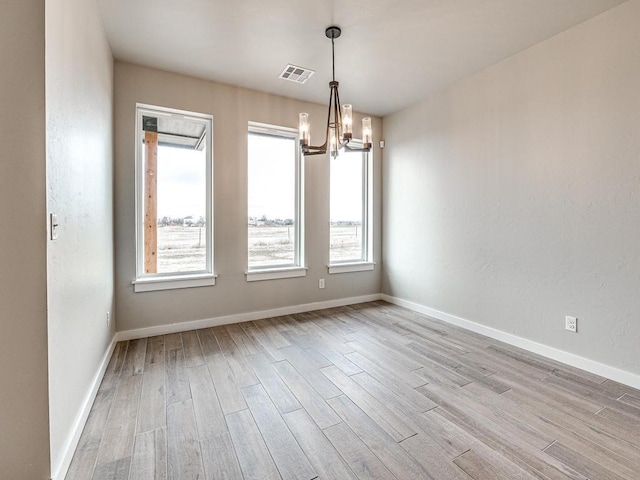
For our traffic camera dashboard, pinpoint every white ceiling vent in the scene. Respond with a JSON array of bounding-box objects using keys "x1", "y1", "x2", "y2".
[{"x1": 279, "y1": 64, "x2": 314, "y2": 84}]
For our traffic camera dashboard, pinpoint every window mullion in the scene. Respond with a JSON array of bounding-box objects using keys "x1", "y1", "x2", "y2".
[{"x1": 361, "y1": 152, "x2": 368, "y2": 262}]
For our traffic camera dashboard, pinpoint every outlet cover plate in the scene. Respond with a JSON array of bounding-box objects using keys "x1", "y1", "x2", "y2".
[{"x1": 565, "y1": 316, "x2": 577, "y2": 333}]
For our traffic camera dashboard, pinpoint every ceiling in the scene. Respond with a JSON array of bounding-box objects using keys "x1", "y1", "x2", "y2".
[{"x1": 97, "y1": 0, "x2": 626, "y2": 117}]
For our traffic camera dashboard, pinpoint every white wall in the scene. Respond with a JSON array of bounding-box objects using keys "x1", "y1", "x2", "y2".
[
  {"x1": 46, "y1": 0, "x2": 115, "y2": 476},
  {"x1": 0, "y1": 1, "x2": 51, "y2": 478},
  {"x1": 114, "y1": 63, "x2": 382, "y2": 332},
  {"x1": 383, "y1": 0, "x2": 640, "y2": 376}
]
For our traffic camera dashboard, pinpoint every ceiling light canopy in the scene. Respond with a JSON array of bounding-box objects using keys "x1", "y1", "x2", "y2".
[{"x1": 299, "y1": 26, "x2": 372, "y2": 158}]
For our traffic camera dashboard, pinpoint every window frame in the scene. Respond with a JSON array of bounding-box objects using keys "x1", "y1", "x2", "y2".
[
  {"x1": 132, "y1": 103, "x2": 215, "y2": 292},
  {"x1": 328, "y1": 141, "x2": 375, "y2": 274},
  {"x1": 246, "y1": 121, "x2": 306, "y2": 281}
]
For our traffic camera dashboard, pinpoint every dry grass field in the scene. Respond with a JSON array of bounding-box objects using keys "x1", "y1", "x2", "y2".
[
  {"x1": 156, "y1": 224, "x2": 363, "y2": 272},
  {"x1": 157, "y1": 226, "x2": 207, "y2": 273}
]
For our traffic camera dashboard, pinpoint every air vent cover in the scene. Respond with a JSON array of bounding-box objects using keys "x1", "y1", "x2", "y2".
[{"x1": 279, "y1": 64, "x2": 315, "y2": 84}]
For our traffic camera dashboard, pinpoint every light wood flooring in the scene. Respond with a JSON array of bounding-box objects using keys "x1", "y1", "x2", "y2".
[{"x1": 66, "y1": 301, "x2": 640, "y2": 479}]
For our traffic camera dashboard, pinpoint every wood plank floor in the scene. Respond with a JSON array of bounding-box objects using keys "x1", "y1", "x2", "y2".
[{"x1": 66, "y1": 301, "x2": 640, "y2": 480}]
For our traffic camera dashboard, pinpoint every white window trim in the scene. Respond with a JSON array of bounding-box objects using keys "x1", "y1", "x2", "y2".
[
  {"x1": 132, "y1": 273, "x2": 217, "y2": 292},
  {"x1": 329, "y1": 141, "x2": 373, "y2": 269},
  {"x1": 134, "y1": 104, "x2": 215, "y2": 291},
  {"x1": 245, "y1": 266, "x2": 307, "y2": 282},
  {"x1": 246, "y1": 122, "x2": 305, "y2": 278},
  {"x1": 328, "y1": 262, "x2": 376, "y2": 275}
]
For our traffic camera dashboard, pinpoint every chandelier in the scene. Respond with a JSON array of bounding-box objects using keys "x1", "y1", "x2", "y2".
[{"x1": 299, "y1": 26, "x2": 372, "y2": 158}]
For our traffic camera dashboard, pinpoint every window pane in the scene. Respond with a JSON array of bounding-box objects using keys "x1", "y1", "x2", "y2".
[
  {"x1": 154, "y1": 144, "x2": 207, "y2": 273},
  {"x1": 330, "y1": 150, "x2": 364, "y2": 262},
  {"x1": 139, "y1": 108, "x2": 211, "y2": 278},
  {"x1": 248, "y1": 132, "x2": 297, "y2": 268}
]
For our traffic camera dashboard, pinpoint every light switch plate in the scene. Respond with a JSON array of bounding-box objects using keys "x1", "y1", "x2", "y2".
[{"x1": 50, "y1": 213, "x2": 58, "y2": 240}]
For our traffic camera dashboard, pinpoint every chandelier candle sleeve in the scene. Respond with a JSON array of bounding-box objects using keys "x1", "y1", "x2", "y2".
[
  {"x1": 362, "y1": 117, "x2": 372, "y2": 147},
  {"x1": 299, "y1": 113, "x2": 310, "y2": 146},
  {"x1": 330, "y1": 128, "x2": 338, "y2": 158},
  {"x1": 343, "y1": 104, "x2": 353, "y2": 138}
]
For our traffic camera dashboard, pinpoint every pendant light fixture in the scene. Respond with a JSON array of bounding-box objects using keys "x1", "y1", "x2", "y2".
[{"x1": 299, "y1": 26, "x2": 372, "y2": 158}]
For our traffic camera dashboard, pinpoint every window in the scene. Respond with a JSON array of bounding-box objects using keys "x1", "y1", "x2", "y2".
[
  {"x1": 247, "y1": 122, "x2": 305, "y2": 281},
  {"x1": 329, "y1": 143, "x2": 374, "y2": 273},
  {"x1": 133, "y1": 104, "x2": 214, "y2": 292}
]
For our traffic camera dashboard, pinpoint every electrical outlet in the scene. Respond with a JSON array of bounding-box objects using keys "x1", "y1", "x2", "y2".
[
  {"x1": 319, "y1": 278, "x2": 325, "y2": 289},
  {"x1": 107, "y1": 311, "x2": 111, "y2": 327},
  {"x1": 565, "y1": 316, "x2": 577, "y2": 333}
]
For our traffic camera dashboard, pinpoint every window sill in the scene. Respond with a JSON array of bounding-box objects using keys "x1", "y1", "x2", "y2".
[
  {"x1": 133, "y1": 273, "x2": 217, "y2": 292},
  {"x1": 328, "y1": 262, "x2": 376, "y2": 274},
  {"x1": 246, "y1": 267, "x2": 307, "y2": 282}
]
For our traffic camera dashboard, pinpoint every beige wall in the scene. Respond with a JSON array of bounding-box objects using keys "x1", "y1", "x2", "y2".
[
  {"x1": 46, "y1": 0, "x2": 114, "y2": 475},
  {"x1": 114, "y1": 63, "x2": 382, "y2": 331},
  {"x1": 0, "y1": 1, "x2": 51, "y2": 478},
  {"x1": 383, "y1": 1, "x2": 640, "y2": 375}
]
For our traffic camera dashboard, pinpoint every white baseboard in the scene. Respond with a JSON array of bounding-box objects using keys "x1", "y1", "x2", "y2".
[
  {"x1": 381, "y1": 294, "x2": 640, "y2": 390},
  {"x1": 51, "y1": 335, "x2": 117, "y2": 480},
  {"x1": 59, "y1": 291, "x2": 640, "y2": 480},
  {"x1": 117, "y1": 293, "x2": 383, "y2": 341}
]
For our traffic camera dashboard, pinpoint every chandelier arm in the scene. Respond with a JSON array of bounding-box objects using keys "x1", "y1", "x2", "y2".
[
  {"x1": 331, "y1": 83, "x2": 343, "y2": 157},
  {"x1": 302, "y1": 141, "x2": 328, "y2": 154},
  {"x1": 334, "y1": 84, "x2": 344, "y2": 142},
  {"x1": 326, "y1": 85, "x2": 334, "y2": 143},
  {"x1": 301, "y1": 82, "x2": 335, "y2": 154},
  {"x1": 304, "y1": 149, "x2": 327, "y2": 156},
  {"x1": 343, "y1": 143, "x2": 371, "y2": 153}
]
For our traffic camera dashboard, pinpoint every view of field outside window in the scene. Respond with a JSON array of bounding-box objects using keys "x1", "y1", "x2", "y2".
[
  {"x1": 330, "y1": 149, "x2": 365, "y2": 262},
  {"x1": 152, "y1": 143, "x2": 207, "y2": 273},
  {"x1": 148, "y1": 124, "x2": 367, "y2": 273},
  {"x1": 248, "y1": 131, "x2": 298, "y2": 268}
]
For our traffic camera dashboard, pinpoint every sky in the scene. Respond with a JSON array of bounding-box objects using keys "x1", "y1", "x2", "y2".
[
  {"x1": 154, "y1": 135, "x2": 365, "y2": 222},
  {"x1": 248, "y1": 133, "x2": 295, "y2": 220},
  {"x1": 157, "y1": 145, "x2": 206, "y2": 218},
  {"x1": 330, "y1": 150, "x2": 363, "y2": 223}
]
